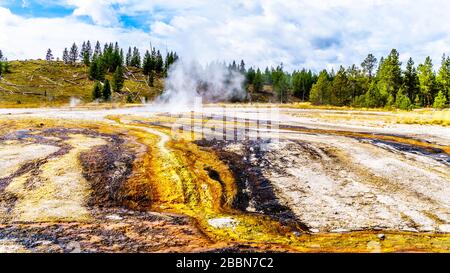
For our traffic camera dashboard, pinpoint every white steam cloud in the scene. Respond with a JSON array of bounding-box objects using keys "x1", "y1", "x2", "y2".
[{"x1": 155, "y1": 60, "x2": 247, "y2": 110}]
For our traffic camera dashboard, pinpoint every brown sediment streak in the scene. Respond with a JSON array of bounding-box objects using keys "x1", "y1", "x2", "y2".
[
  {"x1": 279, "y1": 124, "x2": 450, "y2": 155},
  {"x1": 79, "y1": 135, "x2": 136, "y2": 208}
]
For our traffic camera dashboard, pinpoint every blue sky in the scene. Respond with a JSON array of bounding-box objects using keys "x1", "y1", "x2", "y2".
[
  {"x1": 1, "y1": 0, "x2": 450, "y2": 71},
  {"x1": 2, "y1": 0, "x2": 153, "y2": 28},
  {"x1": 4, "y1": 0, "x2": 73, "y2": 18}
]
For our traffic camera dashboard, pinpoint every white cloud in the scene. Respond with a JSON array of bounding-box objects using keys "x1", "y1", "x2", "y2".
[
  {"x1": 1, "y1": 0, "x2": 450, "y2": 71},
  {"x1": 67, "y1": 0, "x2": 121, "y2": 26},
  {"x1": 0, "y1": 7, "x2": 155, "y2": 61}
]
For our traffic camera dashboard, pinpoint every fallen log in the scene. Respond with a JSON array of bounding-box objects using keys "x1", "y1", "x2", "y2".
[
  {"x1": 0, "y1": 86, "x2": 43, "y2": 96},
  {"x1": 0, "y1": 86, "x2": 14, "y2": 94},
  {"x1": 63, "y1": 79, "x2": 78, "y2": 85}
]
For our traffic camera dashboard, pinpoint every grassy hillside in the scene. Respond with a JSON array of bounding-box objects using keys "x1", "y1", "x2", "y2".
[{"x1": 0, "y1": 60, "x2": 164, "y2": 107}]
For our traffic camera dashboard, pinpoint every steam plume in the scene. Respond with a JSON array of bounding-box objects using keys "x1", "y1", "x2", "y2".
[{"x1": 155, "y1": 59, "x2": 246, "y2": 110}]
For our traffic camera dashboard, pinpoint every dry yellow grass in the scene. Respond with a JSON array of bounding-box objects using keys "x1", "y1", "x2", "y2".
[{"x1": 395, "y1": 109, "x2": 450, "y2": 126}]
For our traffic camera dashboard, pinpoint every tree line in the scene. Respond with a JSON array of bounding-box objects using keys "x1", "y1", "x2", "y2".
[
  {"x1": 45, "y1": 41, "x2": 178, "y2": 102},
  {"x1": 0, "y1": 50, "x2": 11, "y2": 77},
  {"x1": 243, "y1": 49, "x2": 449, "y2": 109},
  {"x1": 309, "y1": 50, "x2": 449, "y2": 109},
  {"x1": 2, "y1": 45, "x2": 450, "y2": 108}
]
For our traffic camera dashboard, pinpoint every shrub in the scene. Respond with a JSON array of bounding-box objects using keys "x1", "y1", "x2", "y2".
[{"x1": 433, "y1": 91, "x2": 448, "y2": 109}]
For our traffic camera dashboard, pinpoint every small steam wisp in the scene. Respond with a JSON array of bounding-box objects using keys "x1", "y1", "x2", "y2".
[{"x1": 69, "y1": 97, "x2": 81, "y2": 108}]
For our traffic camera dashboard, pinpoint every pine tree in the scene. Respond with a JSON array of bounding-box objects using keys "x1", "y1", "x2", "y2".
[
  {"x1": 142, "y1": 50, "x2": 152, "y2": 75},
  {"x1": 86, "y1": 41, "x2": 92, "y2": 60},
  {"x1": 96, "y1": 58, "x2": 106, "y2": 81},
  {"x1": 330, "y1": 66, "x2": 351, "y2": 106},
  {"x1": 80, "y1": 41, "x2": 86, "y2": 60},
  {"x1": 101, "y1": 43, "x2": 113, "y2": 72},
  {"x1": 272, "y1": 65, "x2": 288, "y2": 103},
  {"x1": 346, "y1": 64, "x2": 366, "y2": 100},
  {"x1": 376, "y1": 49, "x2": 402, "y2": 103},
  {"x1": 361, "y1": 54, "x2": 377, "y2": 78},
  {"x1": 437, "y1": 54, "x2": 450, "y2": 100},
  {"x1": 292, "y1": 69, "x2": 316, "y2": 101},
  {"x1": 82, "y1": 51, "x2": 90, "y2": 65},
  {"x1": 150, "y1": 47, "x2": 156, "y2": 69},
  {"x1": 89, "y1": 54, "x2": 105, "y2": 81},
  {"x1": 155, "y1": 50, "x2": 164, "y2": 73},
  {"x1": 130, "y1": 47, "x2": 141, "y2": 68},
  {"x1": 165, "y1": 51, "x2": 177, "y2": 73},
  {"x1": 0, "y1": 50, "x2": 4, "y2": 76},
  {"x1": 80, "y1": 41, "x2": 92, "y2": 65},
  {"x1": 126, "y1": 47, "x2": 132, "y2": 66},
  {"x1": 92, "y1": 81, "x2": 102, "y2": 100},
  {"x1": 102, "y1": 79, "x2": 111, "y2": 101},
  {"x1": 45, "y1": 49, "x2": 54, "y2": 61},
  {"x1": 246, "y1": 67, "x2": 255, "y2": 86},
  {"x1": 89, "y1": 57, "x2": 99, "y2": 80},
  {"x1": 119, "y1": 48, "x2": 124, "y2": 66},
  {"x1": 388, "y1": 49, "x2": 402, "y2": 86},
  {"x1": 148, "y1": 71, "x2": 154, "y2": 87},
  {"x1": 62, "y1": 48, "x2": 70, "y2": 64},
  {"x1": 264, "y1": 67, "x2": 272, "y2": 84},
  {"x1": 229, "y1": 61, "x2": 237, "y2": 72},
  {"x1": 253, "y1": 68, "x2": 264, "y2": 93},
  {"x1": 0, "y1": 60, "x2": 9, "y2": 76},
  {"x1": 239, "y1": 60, "x2": 246, "y2": 74},
  {"x1": 0, "y1": 48, "x2": 8, "y2": 76},
  {"x1": 111, "y1": 42, "x2": 122, "y2": 71},
  {"x1": 376, "y1": 57, "x2": 384, "y2": 76},
  {"x1": 94, "y1": 41, "x2": 102, "y2": 57},
  {"x1": 112, "y1": 65, "x2": 124, "y2": 92},
  {"x1": 418, "y1": 56, "x2": 436, "y2": 106},
  {"x1": 403, "y1": 57, "x2": 419, "y2": 101},
  {"x1": 69, "y1": 43, "x2": 79, "y2": 64},
  {"x1": 103, "y1": 43, "x2": 109, "y2": 56},
  {"x1": 310, "y1": 70, "x2": 331, "y2": 105},
  {"x1": 364, "y1": 81, "x2": 383, "y2": 108}
]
